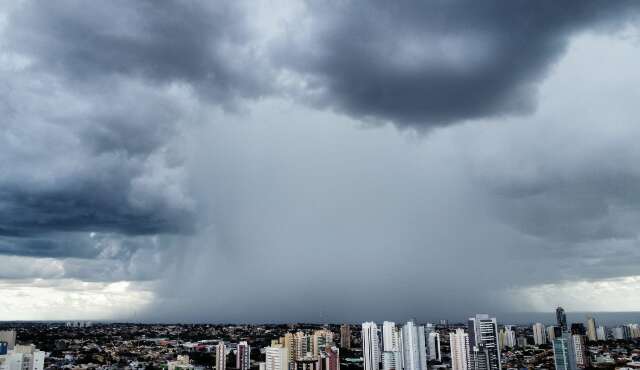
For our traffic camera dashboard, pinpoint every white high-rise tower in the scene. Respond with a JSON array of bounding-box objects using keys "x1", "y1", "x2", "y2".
[
  {"x1": 236, "y1": 341, "x2": 250, "y2": 370},
  {"x1": 533, "y1": 323, "x2": 546, "y2": 345},
  {"x1": 450, "y1": 328, "x2": 469, "y2": 370},
  {"x1": 382, "y1": 321, "x2": 400, "y2": 370},
  {"x1": 400, "y1": 321, "x2": 427, "y2": 370},
  {"x1": 362, "y1": 322, "x2": 380, "y2": 370},
  {"x1": 382, "y1": 322, "x2": 398, "y2": 351},
  {"x1": 265, "y1": 346, "x2": 289, "y2": 370},
  {"x1": 216, "y1": 342, "x2": 226, "y2": 370}
]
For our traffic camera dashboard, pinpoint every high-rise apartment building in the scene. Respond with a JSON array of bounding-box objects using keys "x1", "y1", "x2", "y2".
[
  {"x1": 586, "y1": 317, "x2": 597, "y2": 342},
  {"x1": 382, "y1": 322, "x2": 397, "y2": 352},
  {"x1": 556, "y1": 307, "x2": 568, "y2": 332},
  {"x1": 595, "y1": 326, "x2": 606, "y2": 341},
  {"x1": 400, "y1": 321, "x2": 427, "y2": 370},
  {"x1": 382, "y1": 351, "x2": 399, "y2": 370},
  {"x1": 340, "y1": 325, "x2": 351, "y2": 349},
  {"x1": 546, "y1": 326, "x2": 558, "y2": 342},
  {"x1": 532, "y1": 323, "x2": 546, "y2": 345},
  {"x1": 0, "y1": 345, "x2": 45, "y2": 370},
  {"x1": 216, "y1": 342, "x2": 226, "y2": 370},
  {"x1": 381, "y1": 321, "x2": 400, "y2": 370},
  {"x1": 502, "y1": 326, "x2": 515, "y2": 348},
  {"x1": 468, "y1": 314, "x2": 501, "y2": 370},
  {"x1": 265, "y1": 346, "x2": 289, "y2": 370},
  {"x1": 450, "y1": 328, "x2": 469, "y2": 370},
  {"x1": 497, "y1": 330, "x2": 505, "y2": 351},
  {"x1": 0, "y1": 332, "x2": 15, "y2": 351},
  {"x1": 571, "y1": 335, "x2": 589, "y2": 369},
  {"x1": 319, "y1": 346, "x2": 340, "y2": 370},
  {"x1": 613, "y1": 326, "x2": 631, "y2": 340},
  {"x1": 362, "y1": 322, "x2": 380, "y2": 370},
  {"x1": 236, "y1": 341, "x2": 251, "y2": 370},
  {"x1": 313, "y1": 330, "x2": 333, "y2": 357},
  {"x1": 283, "y1": 333, "x2": 296, "y2": 362},
  {"x1": 427, "y1": 332, "x2": 441, "y2": 362},
  {"x1": 295, "y1": 331, "x2": 312, "y2": 360},
  {"x1": 552, "y1": 333, "x2": 577, "y2": 370}
]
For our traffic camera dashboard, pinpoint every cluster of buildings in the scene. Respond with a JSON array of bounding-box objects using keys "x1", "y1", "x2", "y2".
[
  {"x1": 547, "y1": 308, "x2": 639, "y2": 370},
  {"x1": 0, "y1": 331, "x2": 44, "y2": 370},
  {"x1": 359, "y1": 309, "x2": 640, "y2": 370},
  {"x1": 212, "y1": 329, "x2": 340, "y2": 370},
  {"x1": 360, "y1": 315, "x2": 499, "y2": 370},
  {"x1": 1, "y1": 310, "x2": 640, "y2": 370},
  {"x1": 64, "y1": 323, "x2": 92, "y2": 329},
  {"x1": 361, "y1": 320, "x2": 443, "y2": 370}
]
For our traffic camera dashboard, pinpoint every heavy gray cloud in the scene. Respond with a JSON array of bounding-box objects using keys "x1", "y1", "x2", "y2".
[
  {"x1": 140, "y1": 27, "x2": 640, "y2": 321},
  {"x1": 0, "y1": 71, "x2": 196, "y2": 260},
  {"x1": 275, "y1": 0, "x2": 640, "y2": 127},
  {"x1": 0, "y1": 0, "x2": 256, "y2": 263},
  {"x1": 1, "y1": 0, "x2": 640, "y2": 321},
  {"x1": 5, "y1": 0, "x2": 268, "y2": 104}
]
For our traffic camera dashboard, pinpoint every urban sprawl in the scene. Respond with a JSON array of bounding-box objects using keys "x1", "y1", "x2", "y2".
[{"x1": 1, "y1": 307, "x2": 640, "y2": 370}]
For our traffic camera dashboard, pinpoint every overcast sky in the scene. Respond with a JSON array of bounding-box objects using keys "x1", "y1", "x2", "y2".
[{"x1": 2, "y1": 0, "x2": 640, "y2": 322}]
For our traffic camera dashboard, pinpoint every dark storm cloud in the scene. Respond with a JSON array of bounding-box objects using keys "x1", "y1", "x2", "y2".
[
  {"x1": 276, "y1": 0, "x2": 640, "y2": 127},
  {"x1": 0, "y1": 165, "x2": 193, "y2": 237},
  {"x1": 3, "y1": 0, "x2": 636, "y2": 264},
  {"x1": 0, "y1": 0, "x2": 266, "y2": 260},
  {"x1": 6, "y1": 0, "x2": 268, "y2": 104},
  {"x1": 2, "y1": 0, "x2": 640, "y2": 320},
  {"x1": 0, "y1": 232, "x2": 179, "y2": 282},
  {"x1": 0, "y1": 234, "x2": 100, "y2": 259},
  {"x1": 0, "y1": 74, "x2": 196, "y2": 245}
]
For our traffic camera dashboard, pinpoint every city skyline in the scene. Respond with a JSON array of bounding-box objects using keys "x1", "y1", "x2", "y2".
[
  {"x1": 2, "y1": 1, "x2": 640, "y2": 321},
  {"x1": 2, "y1": 309, "x2": 638, "y2": 330},
  {"x1": 2, "y1": 311, "x2": 640, "y2": 370}
]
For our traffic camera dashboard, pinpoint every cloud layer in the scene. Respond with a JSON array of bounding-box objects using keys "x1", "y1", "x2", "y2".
[
  {"x1": 1, "y1": 0, "x2": 640, "y2": 321},
  {"x1": 275, "y1": 0, "x2": 640, "y2": 127}
]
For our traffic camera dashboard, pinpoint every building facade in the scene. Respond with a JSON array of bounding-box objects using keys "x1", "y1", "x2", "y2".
[
  {"x1": 217, "y1": 342, "x2": 226, "y2": 370},
  {"x1": 266, "y1": 346, "x2": 289, "y2": 370},
  {"x1": 362, "y1": 322, "x2": 380, "y2": 370},
  {"x1": 318, "y1": 346, "x2": 339, "y2": 370},
  {"x1": 0, "y1": 333, "x2": 15, "y2": 352},
  {"x1": 382, "y1": 351, "x2": 399, "y2": 370},
  {"x1": 556, "y1": 307, "x2": 568, "y2": 332},
  {"x1": 400, "y1": 321, "x2": 427, "y2": 370},
  {"x1": 571, "y1": 335, "x2": 589, "y2": 369},
  {"x1": 552, "y1": 333, "x2": 577, "y2": 370},
  {"x1": 468, "y1": 314, "x2": 501, "y2": 370},
  {"x1": 0, "y1": 345, "x2": 44, "y2": 370},
  {"x1": 450, "y1": 328, "x2": 469, "y2": 370},
  {"x1": 237, "y1": 341, "x2": 251, "y2": 370},
  {"x1": 596, "y1": 326, "x2": 606, "y2": 341},
  {"x1": 546, "y1": 326, "x2": 558, "y2": 342},
  {"x1": 586, "y1": 317, "x2": 597, "y2": 342},
  {"x1": 340, "y1": 325, "x2": 351, "y2": 350},
  {"x1": 382, "y1": 322, "x2": 397, "y2": 352},
  {"x1": 533, "y1": 323, "x2": 546, "y2": 345},
  {"x1": 427, "y1": 332, "x2": 441, "y2": 362}
]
